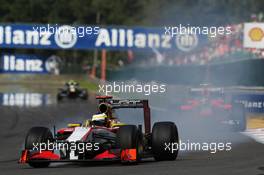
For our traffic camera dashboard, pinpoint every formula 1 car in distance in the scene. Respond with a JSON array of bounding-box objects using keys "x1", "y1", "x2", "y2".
[
  {"x1": 179, "y1": 84, "x2": 246, "y2": 131},
  {"x1": 57, "y1": 80, "x2": 88, "y2": 101},
  {"x1": 19, "y1": 96, "x2": 179, "y2": 168}
]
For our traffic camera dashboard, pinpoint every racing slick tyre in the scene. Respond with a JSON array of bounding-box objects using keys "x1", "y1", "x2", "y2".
[
  {"x1": 152, "y1": 122, "x2": 179, "y2": 161},
  {"x1": 231, "y1": 103, "x2": 246, "y2": 132},
  {"x1": 25, "y1": 127, "x2": 53, "y2": 168},
  {"x1": 57, "y1": 93, "x2": 63, "y2": 101},
  {"x1": 117, "y1": 125, "x2": 143, "y2": 163}
]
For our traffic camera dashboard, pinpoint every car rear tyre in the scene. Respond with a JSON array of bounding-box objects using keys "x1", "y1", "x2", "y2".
[
  {"x1": 117, "y1": 125, "x2": 142, "y2": 163},
  {"x1": 232, "y1": 103, "x2": 246, "y2": 131},
  {"x1": 152, "y1": 122, "x2": 179, "y2": 161},
  {"x1": 25, "y1": 127, "x2": 53, "y2": 168}
]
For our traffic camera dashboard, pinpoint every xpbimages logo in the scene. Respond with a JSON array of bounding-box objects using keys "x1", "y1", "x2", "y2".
[
  {"x1": 164, "y1": 140, "x2": 232, "y2": 154},
  {"x1": 98, "y1": 81, "x2": 166, "y2": 96},
  {"x1": 164, "y1": 24, "x2": 232, "y2": 38},
  {"x1": 31, "y1": 140, "x2": 100, "y2": 153},
  {"x1": 32, "y1": 24, "x2": 100, "y2": 49}
]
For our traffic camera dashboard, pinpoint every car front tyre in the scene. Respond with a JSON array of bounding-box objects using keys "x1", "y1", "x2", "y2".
[{"x1": 25, "y1": 127, "x2": 53, "y2": 168}]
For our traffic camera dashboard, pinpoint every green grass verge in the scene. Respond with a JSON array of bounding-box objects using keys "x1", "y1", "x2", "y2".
[{"x1": 79, "y1": 80, "x2": 98, "y2": 92}]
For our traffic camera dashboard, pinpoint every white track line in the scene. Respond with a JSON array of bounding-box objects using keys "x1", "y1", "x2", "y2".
[{"x1": 242, "y1": 128, "x2": 264, "y2": 144}]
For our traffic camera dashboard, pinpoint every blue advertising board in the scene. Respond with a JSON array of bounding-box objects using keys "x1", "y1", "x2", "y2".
[
  {"x1": 0, "y1": 93, "x2": 51, "y2": 107},
  {"x1": 0, "y1": 53, "x2": 53, "y2": 74},
  {"x1": 233, "y1": 94, "x2": 264, "y2": 113},
  {"x1": 0, "y1": 24, "x2": 207, "y2": 51}
]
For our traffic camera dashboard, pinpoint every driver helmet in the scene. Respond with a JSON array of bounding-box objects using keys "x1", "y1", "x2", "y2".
[
  {"x1": 67, "y1": 80, "x2": 77, "y2": 86},
  {"x1": 91, "y1": 113, "x2": 108, "y2": 126}
]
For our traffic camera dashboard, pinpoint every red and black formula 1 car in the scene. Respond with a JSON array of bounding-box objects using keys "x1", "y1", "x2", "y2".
[
  {"x1": 179, "y1": 84, "x2": 246, "y2": 131},
  {"x1": 19, "y1": 96, "x2": 179, "y2": 168}
]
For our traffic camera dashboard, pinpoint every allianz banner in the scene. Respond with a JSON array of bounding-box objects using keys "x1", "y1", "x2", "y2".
[
  {"x1": 0, "y1": 53, "x2": 54, "y2": 74},
  {"x1": 233, "y1": 93, "x2": 264, "y2": 113},
  {"x1": 0, "y1": 24, "x2": 207, "y2": 51}
]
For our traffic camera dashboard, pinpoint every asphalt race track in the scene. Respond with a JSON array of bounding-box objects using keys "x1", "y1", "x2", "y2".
[{"x1": 0, "y1": 100, "x2": 264, "y2": 175}]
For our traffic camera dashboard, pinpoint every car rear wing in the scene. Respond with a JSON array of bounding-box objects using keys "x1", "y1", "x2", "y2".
[
  {"x1": 110, "y1": 99, "x2": 145, "y2": 108},
  {"x1": 189, "y1": 87, "x2": 224, "y2": 96},
  {"x1": 190, "y1": 87, "x2": 223, "y2": 92},
  {"x1": 96, "y1": 96, "x2": 151, "y2": 134}
]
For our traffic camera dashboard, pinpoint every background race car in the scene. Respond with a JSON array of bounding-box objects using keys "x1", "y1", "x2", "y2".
[
  {"x1": 178, "y1": 84, "x2": 246, "y2": 131},
  {"x1": 57, "y1": 81, "x2": 88, "y2": 101}
]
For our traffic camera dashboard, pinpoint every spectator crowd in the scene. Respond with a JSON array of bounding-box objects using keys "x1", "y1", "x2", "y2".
[{"x1": 141, "y1": 13, "x2": 264, "y2": 67}]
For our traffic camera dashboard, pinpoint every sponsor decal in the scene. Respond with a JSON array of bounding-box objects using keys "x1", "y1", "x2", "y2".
[
  {"x1": 0, "y1": 25, "x2": 51, "y2": 46},
  {"x1": 0, "y1": 93, "x2": 51, "y2": 107},
  {"x1": 233, "y1": 94, "x2": 264, "y2": 113},
  {"x1": 249, "y1": 27, "x2": 264, "y2": 41},
  {"x1": 243, "y1": 23, "x2": 264, "y2": 48},
  {"x1": 175, "y1": 33, "x2": 198, "y2": 52},
  {"x1": 54, "y1": 25, "x2": 78, "y2": 49},
  {"x1": 94, "y1": 28, "x2": 173, "y2": 49},
  {"x1": 1, "y1": 54, "x2": 55, "y2": 74}
]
